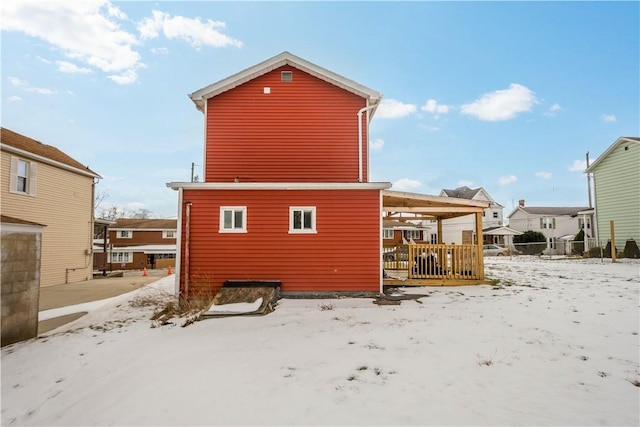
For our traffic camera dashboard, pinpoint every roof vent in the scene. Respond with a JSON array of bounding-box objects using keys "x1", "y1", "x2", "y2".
[{"x1": 281, "y1": 71, "x2": 293, "y2": 82}]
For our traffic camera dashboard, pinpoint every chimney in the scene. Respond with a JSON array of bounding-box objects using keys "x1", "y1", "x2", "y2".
[{"x1": 518, "y1": 199, "x2": 525, "y2": 207}]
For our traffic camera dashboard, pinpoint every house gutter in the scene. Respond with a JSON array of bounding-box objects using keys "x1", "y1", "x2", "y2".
[
  {"x1": 184, "y1": 201, "x2": 192, "y2": 297},
  {"x1": 357, "y1": 104, "x2": 377, "y2": 183}
]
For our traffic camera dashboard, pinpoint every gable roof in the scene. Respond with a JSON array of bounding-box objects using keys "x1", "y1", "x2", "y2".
[
  {"x1": 189, "y1": 51, "x2": 383, "y2": 113},
  {"x1": 111, "y1": 218, "x2": 177, "y2": 230},
  {"x1": 1, "y1": 128, "x2": 100, "y2": 178},
  {"x1": 585, "y1": 136, "x2": 640, "y2": 172},
  {"x1": 507, "y1": 206, "x2": 589, "y2": 218},
  {"x1": 441, "y1": 186, "x2": 481, "y2": 199}
]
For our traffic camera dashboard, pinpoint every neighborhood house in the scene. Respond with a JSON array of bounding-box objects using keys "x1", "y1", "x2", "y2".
[{"x1": 167, "y1": 52, "x2": 489, "y2": 298}]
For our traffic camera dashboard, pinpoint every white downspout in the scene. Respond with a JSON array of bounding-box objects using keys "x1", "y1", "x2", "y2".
[{"x1": 357, "y1": 104, "x2": 377, "y2": 183}]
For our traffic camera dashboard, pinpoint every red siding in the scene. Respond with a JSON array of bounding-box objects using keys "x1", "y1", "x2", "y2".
[
  {"x1": 205, "y1": 66, "x2": 369, "y2": 183},
  {"x1": 179, "y1": 188, "x2": 381, "y2": 295}
]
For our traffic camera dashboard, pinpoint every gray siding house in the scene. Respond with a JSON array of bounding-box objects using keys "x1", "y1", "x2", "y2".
[{"x1": 586, "y1": 136, "x2": 640, "y2": 248}]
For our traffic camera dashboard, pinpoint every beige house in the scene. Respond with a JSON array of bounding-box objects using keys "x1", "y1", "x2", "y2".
[{"x1": 1, "y1": 128, "x2": 101, "y2": 286}]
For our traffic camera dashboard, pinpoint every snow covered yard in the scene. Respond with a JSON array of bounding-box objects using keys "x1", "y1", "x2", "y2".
[{"x1": 1, "y1": 257, "x2": 638, "y2": 426}]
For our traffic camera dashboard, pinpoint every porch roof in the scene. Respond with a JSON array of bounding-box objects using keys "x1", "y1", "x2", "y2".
[{"x1": 382, "y1": 190, "x2": 489, "y2": 220}]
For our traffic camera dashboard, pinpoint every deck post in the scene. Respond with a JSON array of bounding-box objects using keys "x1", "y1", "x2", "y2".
[
  {"x1": 437, "y1": 219, "x2": 443, "y2": 244},
  {"x1": 475, "y1": 211, "x2": 484, "y2": 280}
]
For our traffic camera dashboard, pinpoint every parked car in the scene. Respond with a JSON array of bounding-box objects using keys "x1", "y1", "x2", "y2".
[{"x1": 483, "y1": 244, "x2": 509, "y2": 256}]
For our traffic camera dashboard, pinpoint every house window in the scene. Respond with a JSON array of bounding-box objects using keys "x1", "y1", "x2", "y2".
[
  {"x1": 289, "y1": 207, "x2": 316, "y2": 233},
  {"x1": 482, "y1": 211, "x2": 486, "y2": 217},
  {"x1": 406, "y1": 230, "x2": 421, "y2": 240},
  {"x1": 430, "y1": 234, "x2": 438, "y2": 244},
  {"x1": 383, "y1": 229, "x2": 394, "y2": 239},
  {"x1": 118, "y1": 230, "x2": 132, "y2": 239},
  {"x1": 548, "y1": 237, "x2": 556, "y2": 250},
  {"x1": 163, "y1": 230, "x2": 176, "y2": 239},
  {"x1": 492, "y1": 212, "x2": 499, "y2": 219},
  {"x1": 281, "y1": 71, "x2": 293, "y2": 82},
  {"x1": 111, "y1": 252, "x2": 132, "y2": 263},
  {"x1": 220, "y1": 207, "x2": 247, "y2": 233},
  {"x1": 540, "y1": 218, "x2": 556, "y2": 229},
  {"x1": 9, "y1": 156, "x2": 36, "y2": 196}
]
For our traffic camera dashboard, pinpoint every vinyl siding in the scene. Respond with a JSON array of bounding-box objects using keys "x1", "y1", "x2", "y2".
[
  {"x1": 592, "y1": 142, "x2": 640, "y2": 245},
  {"x1": 180, "y1": 188, "x2": 381, "y2": 295},
  {"x1": 205, "y1": 66, "x2": 369, "y2": 183},
  {"x1": 1, "y1": 150, "x2": 94, "y2": 286},
  {"x1": 109, "y1": 230, "x2": 176, "y2": 247}
]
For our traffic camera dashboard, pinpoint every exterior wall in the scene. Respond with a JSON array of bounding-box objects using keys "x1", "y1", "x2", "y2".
[
  {"x1": 1, "y1": 227, "x2": 42, "y2": 346},
  {"x1": 204, "y1": 66, "x2": 368, "y2": 183},
  {"x1": 1, "y1": 151, "x2": 94, "y2": 286},
  {"x1": 592, "y1": 142, "x2": 640, "y2": 246},
  {"x1": 382, "y1": 229, "x2": 429, "y2": 245},
  {"x1": 109, "y1": 230, "x2": 176, "y2": 247},
  {"x1": 179, "y1": 188, "x2": 381, "y2": 295},
  {"x1": 439, "y1": 191, "x2": 503, "y2": 244}
]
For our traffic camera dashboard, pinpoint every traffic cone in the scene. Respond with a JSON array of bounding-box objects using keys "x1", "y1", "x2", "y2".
[
  {"x1": 167, "y1": 266, "x2": 173, "y2": 275},
  {"x1": 143, "y1": 267, "x2": 148, "y2": 277}
]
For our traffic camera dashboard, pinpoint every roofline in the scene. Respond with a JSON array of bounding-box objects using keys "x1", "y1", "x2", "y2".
[
  {"x1": 167, "y1": 182, "x2": 392, "y2": 191},
  {"x1": 189, "y1": 51, "x2": 383, "y2": 113},
  {"x1": 383, "y1": 189, "x2": 490, "y2": 208},
  {"x1": 110, "y1": 228, "x2": 177, "y2": 231},
  {"x1": 586, "y1": 136, "x2": 640, "y2": 172},
  {"x1": 507, "y1": 205, "x2": 590, "y2": 218},
  {"x1": 1, "y1": 143, "x2": 102, "y2": 179}
]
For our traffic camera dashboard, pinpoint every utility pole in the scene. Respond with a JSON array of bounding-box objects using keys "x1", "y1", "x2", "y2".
[{"x1": 191, "y1": 162, "x2": 195, "y2": 183}]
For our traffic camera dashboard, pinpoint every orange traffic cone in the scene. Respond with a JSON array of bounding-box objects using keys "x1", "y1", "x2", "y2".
[
  {"x1": 143, "y1": 267, "x2": 148, "y2": 277},
  {"x1": 167, "y1": 266, "x2": 173, "y2": 275}
]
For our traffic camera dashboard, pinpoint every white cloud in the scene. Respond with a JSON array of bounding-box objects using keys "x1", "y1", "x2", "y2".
[
  {"x1": 108, "y1": 69, "x2": 138, "y2": 85},
  {"x1": 421, "y1": 99, "x2": 449, "y2": 114},
  {"x1": 600, "y1": 114, "x2": 616, "y2": 123},
  {"x1": 8, "y1": 96, "x2": 22, "y2": 102},
  {"x1": 457, "y1": 180, "x2": 474, "y2": 187},
  {"x1": 370, "y1": 138, "x2": 384, "y2": 150},
  {"x1": 498, "y1": 175, "x2": 518, "y2": 185},
  {"x1": 8, "y1": 76, "x2": 57, "y2": 94},
  {"x1": 568, "y1": 160, "x2": 587, "y2": 172},
  {"x1": 137, "y1": 10, "x2": 243, "y2": 48},
  {"x1": 57, "y1": 61, "x2": 91, "y2": 74},
  {"x1": 151, "y1": 47, "x2": 169, "y2": 55},
  {"x1": 376, "y1": 99, "x2": 417, "y2": 119},
  {"x1": 535, "y1": 171, "x2": 552, "y2": 179},
  {"x1": 417, "y1": 124, "x2": 441, "y2": 132},
  {"x1": 461, "y1": 84, "x2": 537, "y2": 121},
  {"x1": 544, "y1": 103, "x2": 562, "y2": 117},
  {"x1": 392, "y1": 178, "x2": 421, "y2": 191}
]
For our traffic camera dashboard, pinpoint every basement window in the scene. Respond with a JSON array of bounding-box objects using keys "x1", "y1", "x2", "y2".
[{"x1": 281, "y1": 71, "x2": 293, "y2": 82}]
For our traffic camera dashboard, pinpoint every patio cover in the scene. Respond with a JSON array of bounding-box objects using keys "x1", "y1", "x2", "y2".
[{"x1": 382, "y1": 190, "x2": 489, "y2": 219}]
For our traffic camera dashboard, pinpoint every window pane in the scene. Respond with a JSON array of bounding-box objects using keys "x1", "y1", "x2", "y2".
[
  {"x1": 303, "y1": 210, "x2": 312, "y2": 229},
  {"x1": 17, "y1": 160, "x2": 27, "y2": 177},
  {"x1": 293, "y1": 211, "x2": 302, "y2": 229},
  {"x1": 17, "y1": 176, "x2": 27, "y2": 192},
  {"x1": 223, "y1": 210, "x2": 233, "y2": 229},
  {"x1": 234, "y1": 210, "x2": 243, "y2": 229}
]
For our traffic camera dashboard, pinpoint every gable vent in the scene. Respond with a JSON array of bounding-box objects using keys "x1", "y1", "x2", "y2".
[{"x1": 281, "y1": 71, "x2": 293, "y2": 82}]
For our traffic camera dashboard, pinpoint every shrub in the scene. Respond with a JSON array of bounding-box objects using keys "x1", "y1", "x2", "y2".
[
  {"x1": 573, "y1": 229, "x2": 585, "y2": 255},
  {"x1": 586, "y1": 247, "x2": 602, "y2": 258},
  {"x1": 514, "y1": 230, "x2": 546, "y2": 243},
  {"x1": 604, "y1": 241, "x2": 616, "y2": 258},
  {"x1": 623, "y1": 239, "x2": 640, "y2": 259}
]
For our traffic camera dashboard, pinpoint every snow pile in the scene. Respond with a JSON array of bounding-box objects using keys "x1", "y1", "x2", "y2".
[{"x1": 1, "y1": 257, "x2": 638, "y2": 426}]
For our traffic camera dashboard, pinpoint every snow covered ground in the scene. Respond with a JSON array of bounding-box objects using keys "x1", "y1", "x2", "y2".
[{"x1": 2, "y1": 257, "x2": 639, "y2": 426}]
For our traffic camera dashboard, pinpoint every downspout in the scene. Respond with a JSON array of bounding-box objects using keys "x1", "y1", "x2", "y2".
[
  {"x1": 357, "y1": 104, "x2": 377, "y2": 183},
  {"x1": 184, "y1": 201, "x2": 192, "y2": 298}
]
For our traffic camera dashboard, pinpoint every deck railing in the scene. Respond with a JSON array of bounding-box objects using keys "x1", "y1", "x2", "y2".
[{"x1": 384, "y1": 243, "x2": 481, "y2": 280}]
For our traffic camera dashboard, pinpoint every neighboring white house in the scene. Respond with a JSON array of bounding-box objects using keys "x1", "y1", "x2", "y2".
[
  {"x1": 586, "y1": 136, "x2": 640, "y2": 251},
  {"x1": 438, "y1": 186, "x2": 504, "y2": 244},
  {"x1": 507, "y1": 200, "x2": 590, "y2": 254}
]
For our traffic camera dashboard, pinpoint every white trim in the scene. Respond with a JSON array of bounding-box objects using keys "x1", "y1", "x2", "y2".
[
  {"x1": 219, "y1": 206, "x2": 247, "y2": 233},
  {"x1": 9, "y1": 156, "x2": 37, "y2": 196},
  {"x1": 0, "y1": 222, "x2": 46, "y2": 233},
  {"x1": 1, "y1": 143, "x2": 101, "y2": 179},
  {"x1": 167, "y1": 182, "x2": 391, "y2": 191},
  {"x1": 288, "y1": 206, "x2": 316, "y2": 234},
  {"x1": 117, "y1": 230, "x2": 133, "y2": 239},
  {"x1": 175, "y1": 188, "x2": 183, "y2": 295},
  {"x1": 586, "y1": 137, "x2": 640, "y2": 172}
]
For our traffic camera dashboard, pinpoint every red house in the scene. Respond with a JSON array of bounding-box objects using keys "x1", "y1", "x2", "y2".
[{"x1": 168, "y1": 52, "x2": 391, "y2": 297}]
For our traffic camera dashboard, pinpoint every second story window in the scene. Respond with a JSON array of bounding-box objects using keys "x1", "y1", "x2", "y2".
[
  {"x1": 163, "y1": 230, "x2": 176, "y2": 239},
  {"x1": 118, "y1": 230, "x2": 132, "y2": 239},
  {"x1": 10, "y1": 156, "x2": 36, "y2": 196},
  {"x1": 220, "y1": 207, "x2": 247, "y2": 233},
  {"x1": 383, "y1": 229, "x2": 394, "y2": 239},
  {"x1": 493, "y1": 212, "x2": 499, "y2": 219}
]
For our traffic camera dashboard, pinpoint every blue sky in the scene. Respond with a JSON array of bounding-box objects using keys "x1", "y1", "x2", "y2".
[{"x1": 2, "y1": 1, "x2": 638, "y2": 219}]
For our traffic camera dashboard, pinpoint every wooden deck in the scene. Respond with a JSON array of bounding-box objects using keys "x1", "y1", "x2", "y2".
[{"x1": 383, "y1": 243, "x2": 488, "y2": 286}]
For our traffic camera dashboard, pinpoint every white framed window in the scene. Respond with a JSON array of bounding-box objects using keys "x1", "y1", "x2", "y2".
[
  {"x1": 111, "y1": 252, "x2": 132, "y2": 263},
  {"x1": 220, "y1": 206, "x2": 247, "y2": 233},
  {"x1": 118, "y1": 230, "x2": 132, "y2": 239},
  {"x1": 383, "y1": 229, "x2": 394, "y2": 239},
  {"x1": 9, "y1": 156, "x2": 37, "y2": 196},
  {"x1": 162, "y1": 230, "x2": 176, "y2": 239},
  {"x1": 540, "y1": 218, "x2": 556, "y2": 229},
  {"x1": 492, "y1": 212, "x2": 499, "y2": 219},
  {"x1": 430, "y1": 233, "x2": 438, "y2": 244},
  {"x1": 406, "y1": 230, "x2": 421, "y2": 240},
  {"x1": 289, "y1": 207, "x2": 316, "y2": 233}
]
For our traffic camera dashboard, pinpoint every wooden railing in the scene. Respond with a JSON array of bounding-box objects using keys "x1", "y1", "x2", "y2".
[{"x1": 384, "y1": 244, "x2": 481, "y2": 280}]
